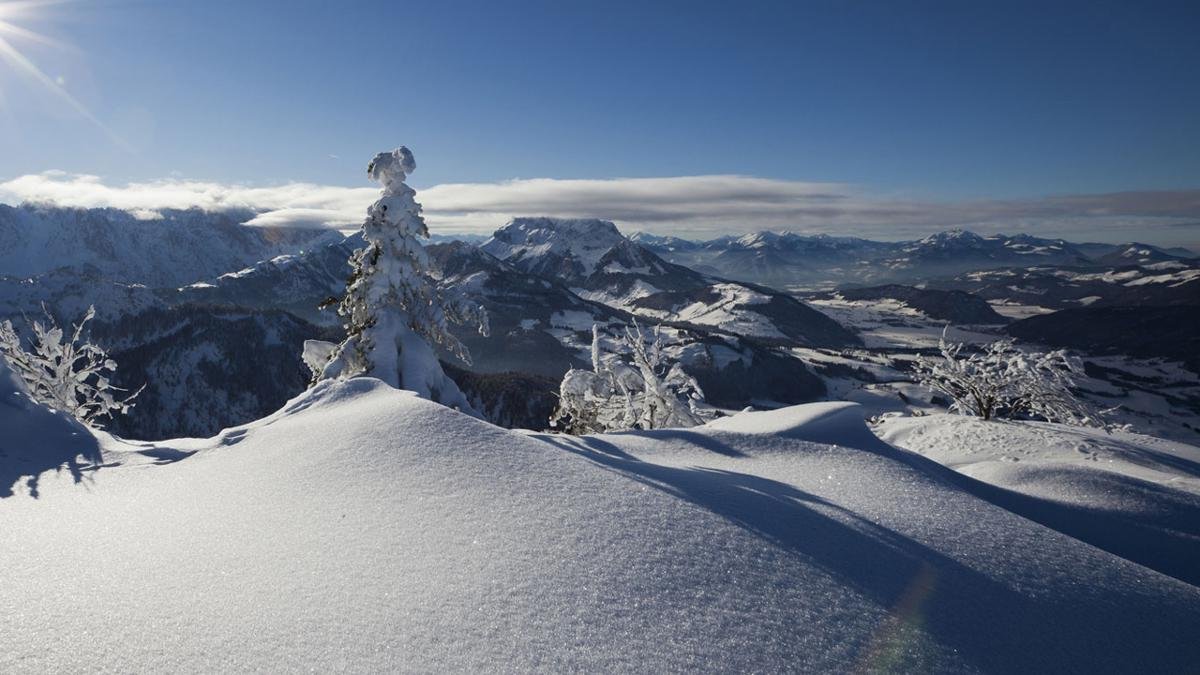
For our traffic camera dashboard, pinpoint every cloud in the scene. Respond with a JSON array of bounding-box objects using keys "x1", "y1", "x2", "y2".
[
  {"x1": 0, "y1": 172, "x2": 376, "y2": 227},
  {"x1": 2, "y1": 170, "x2": 1199, "y2": 244}
]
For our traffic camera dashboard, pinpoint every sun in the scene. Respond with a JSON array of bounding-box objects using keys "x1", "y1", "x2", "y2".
[{"x1": 0, "y1": 0, "x2": 126, "y2": 147}]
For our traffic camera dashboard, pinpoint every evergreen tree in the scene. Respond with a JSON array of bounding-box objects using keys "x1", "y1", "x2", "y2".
[{"x1": 317, "y1": 147, "x2": 488, "y2": 410}]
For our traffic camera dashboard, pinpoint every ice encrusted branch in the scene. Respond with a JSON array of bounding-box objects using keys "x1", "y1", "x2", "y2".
[
  {"x1": 913, "y1": 327, "x2": 1105, "y2": 427},
  {"x1": 552, "y1": 322, "x2": 710, "y2": 433},
  {"x1": 0, "y1": 305, "x2": 142, "y2": 428}
]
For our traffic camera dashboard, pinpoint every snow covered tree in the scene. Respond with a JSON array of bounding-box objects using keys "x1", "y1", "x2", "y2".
[
  {"x1": 0, "y1": 305, "x2": 141, "y2": 428},
  {"x1": 315, "y1": 147, "x2": 488, "y2": 410},
  {"x1": 913, "y1": 328, "x2": 1104, "y2": 427},
  {"x1": 551, "y1": 322, "x2": 709, "y2": 433}
]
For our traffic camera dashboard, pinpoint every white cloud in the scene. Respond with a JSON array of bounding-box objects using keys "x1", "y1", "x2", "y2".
[
  {"x1": 0, "y1": 171, "x2": 377, "y2": 226},
  {"x1": 1, "y1": 170, "x2": 1198, "y2": 244}
]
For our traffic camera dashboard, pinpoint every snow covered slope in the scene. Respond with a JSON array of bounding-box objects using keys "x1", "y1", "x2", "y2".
[
  {"x1": 3, "y1": 382, "x2": 1199, "y2": 671},
  {"x1": 0, "y1": 360, "x2": 102, "y2": 498},
  {"x1": 877, "y1": 413, "x2": 1200, "y2": 586},
  {"x1": 638, "y1": 228, "x2": 1101, "y2": 289}
]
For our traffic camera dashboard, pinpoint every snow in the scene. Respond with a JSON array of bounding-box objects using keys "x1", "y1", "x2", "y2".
[
  {"x1": 481, "y1": 218, "x2": 626, "y2": 278},
  {"x1": 708, "y1": 342, "x2": 749, "y2": 369},
  {"x1": 3, "y1": 379, "x2": 1200, "y2": 671},
  {"x1": 986, "y1": 300, "x2": 1056, "y2": 320},
  {"x1": 316, "y1": 147, "x2": 485, "y2": 410},
  {"x1": 0, "y1": 359, "x2": 103, "y2": 498},
  {"x1": 876, "y1": 413, "x2": 1200, "y2": 586},
  {"x1": 808, "y1": 297, "x2": 1000, "y2": 349},
  {"x1": 0, "y1": 204, "x2": 338, "y2": 287},
  {"x1": 877, "y1": 413, "x2": 1200, "y2": 496},
  {"x1": 549, "y1": 309, "x2": 597, "y2": 331},
  {"x1": 1123, "y1": 268, "x2": 1200, "y2": 286},
  {"x1": 637, "y1": 283, "x2": 787, "y2": 340}
]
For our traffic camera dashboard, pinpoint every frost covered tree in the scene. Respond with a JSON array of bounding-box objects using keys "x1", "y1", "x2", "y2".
[
  {"x1": 551, "y1": 322, "x2": 709, "y2": 433},
  {"x1": 315, "y1": 147, "x2": 488, "y2": 410},
  {"x1": 913, "y1": 328, "x2": 1104, "y2": 427},
  {"x1": 0, "y1": 305, "x2": 141, "y2": 428}
]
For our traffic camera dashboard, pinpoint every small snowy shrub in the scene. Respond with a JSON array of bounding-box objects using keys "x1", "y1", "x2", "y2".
[
  {"x1": 0, "y1": 305, "x2": 141, "y2": 428},
  {"x1": 551, "y1": 322, "x2": 709, "y2": 433},
  {"x1": 315, "y1": 147, "x2": 488, "y2": 408},
  {"x1": 913, "y1": 328, "x2": 1103, "y2": 426}
]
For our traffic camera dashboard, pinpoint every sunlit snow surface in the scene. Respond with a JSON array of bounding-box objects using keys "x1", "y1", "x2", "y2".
[{"x1": 3, "y1": 379, "x2": 1200, "y2": 672}]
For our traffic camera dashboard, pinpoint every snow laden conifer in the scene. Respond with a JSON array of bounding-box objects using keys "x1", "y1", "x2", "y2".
[
  {"x1": 552, "y1": 322, "x2": 709, "y2": 433},
  {"x1": 0, "y1": 305, "x2": 141, "y2": 428},
  {"x1": 913, "y1": 327, "x2": 1104, "y2": 426},
  {"x1": 316, "y1": 147, "x2": 488, "y2": 411}
]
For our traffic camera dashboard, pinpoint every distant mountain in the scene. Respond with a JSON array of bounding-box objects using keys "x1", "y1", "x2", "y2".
[
  {"x1": 0, "y1": 204, "x2": 340, "y2": 287},
  {"x1": 428, "y1": 240, "x2": 829, "y2": 410},
  {"x1": 885, "y1": 230, "x2": 1091, "y2": 273},
  {"x1": 36, "y1": 233, "x2": 831, "y2": 438},
  {"x1": 482, "y1": 218, "x2": 859, "y2": 347},
  {"x1": 635, "y1": 228, "x2": 1151, "y2": 288},
  {"x1": 177, "y1": 235, "x2": 359, "y2": 324},
  {"x1": 1092, "y1": 242, "x2": 1193, "y2": 266}
]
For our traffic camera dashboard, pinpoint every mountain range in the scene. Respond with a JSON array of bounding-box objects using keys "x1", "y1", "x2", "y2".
[
  {"x1": 634, "y1": 227, "x2": 1197, "y2": 290},
  {"x1": 1, "y1": 204, "x2": 1196, "y2": 440}
]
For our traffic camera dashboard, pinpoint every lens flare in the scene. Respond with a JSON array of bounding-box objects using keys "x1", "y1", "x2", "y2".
[{"x1": 0, "y1": 0, "x2": 127, "y2": 148}]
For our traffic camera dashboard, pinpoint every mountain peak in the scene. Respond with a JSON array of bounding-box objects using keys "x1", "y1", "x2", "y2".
[
  {"x1": 918, "y1": 228, "x2": 986, "y2": 246},
  {"x1": 481, "y1": 217, "x2": 628, "y2": 280},
  {"x1": 489, "y1": 217, "x2": 623, "y2": 246}
]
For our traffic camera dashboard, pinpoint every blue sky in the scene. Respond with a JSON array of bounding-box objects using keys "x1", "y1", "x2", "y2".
[{"x1": 1, "y1": 0, "x2": 1199, "y2": 244}]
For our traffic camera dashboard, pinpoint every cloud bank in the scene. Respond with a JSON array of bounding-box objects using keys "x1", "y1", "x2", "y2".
[{"x1": 2, "y1": 170, "x2": 1198, "y2": 245}]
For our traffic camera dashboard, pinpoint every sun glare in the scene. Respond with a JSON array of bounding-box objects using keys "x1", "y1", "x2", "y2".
[{"x1": 0, "y1": 0, "x2": 126, "y2": 147}]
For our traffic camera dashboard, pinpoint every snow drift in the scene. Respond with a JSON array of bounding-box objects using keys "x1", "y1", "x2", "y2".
[
  {"x1": 877, "y1": 413, "x2": 1200, "y2": 587},
  {"x1": 0, "y1": 358, "x2": 102, "y2": 498},
  {"x1": 2, "y1": 381, "x2": 1199, "y2": 671}
]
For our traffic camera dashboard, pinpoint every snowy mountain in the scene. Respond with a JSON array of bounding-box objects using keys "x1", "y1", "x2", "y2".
[
  {"x1": 1093, "y1": 241, "x2": 1194, "y2": 266},
  {"x1": 481, "y1": 217, "x2": 630, "y2": 281},
  {"x1": 886, "y1": 230, "x2": 1091, "y2": 272},
  {"x1": 427, "y1": 241, "x2": 830, "y2": 413},
  {"x1": 0, "y1": 263, "x2": 166, "y2": 323},
  {"x1": 0, "y1": 204, "x2": 340, "y2": 286},
  {"x1": 482, "y1": 218, "x2": 859, "y2": 347},
  {"x1": 1, "y1": 206, "x2": 1194, "y2": 440},
  {"x1": 3, "y1": 379, "x2": 1199, "y2": 671},
  {"x1": 637, "y1": 228, "x2": 1141, "y2": 289},
  {"x1": 13, "y1": 235, "x2": 829, "y2": 438},
  {"x1": 176, "y1": 235, "x2": 360, "y2": 324},
  {"x1": 707, "y1": 231, "x2": 894, "y2": 286}
]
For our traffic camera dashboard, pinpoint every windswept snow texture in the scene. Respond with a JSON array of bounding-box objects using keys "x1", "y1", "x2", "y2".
[
  {"x1": 2, "y1": 382, "x2": 1199, "y2": 672},
  {"x1": 877, "y1": 413, "x2": 1200, "y2": 586}
]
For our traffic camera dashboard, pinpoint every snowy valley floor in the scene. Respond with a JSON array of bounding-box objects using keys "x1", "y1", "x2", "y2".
[{"x1": 3, "y1": 379, "x2": 1200, "y2": 672}]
